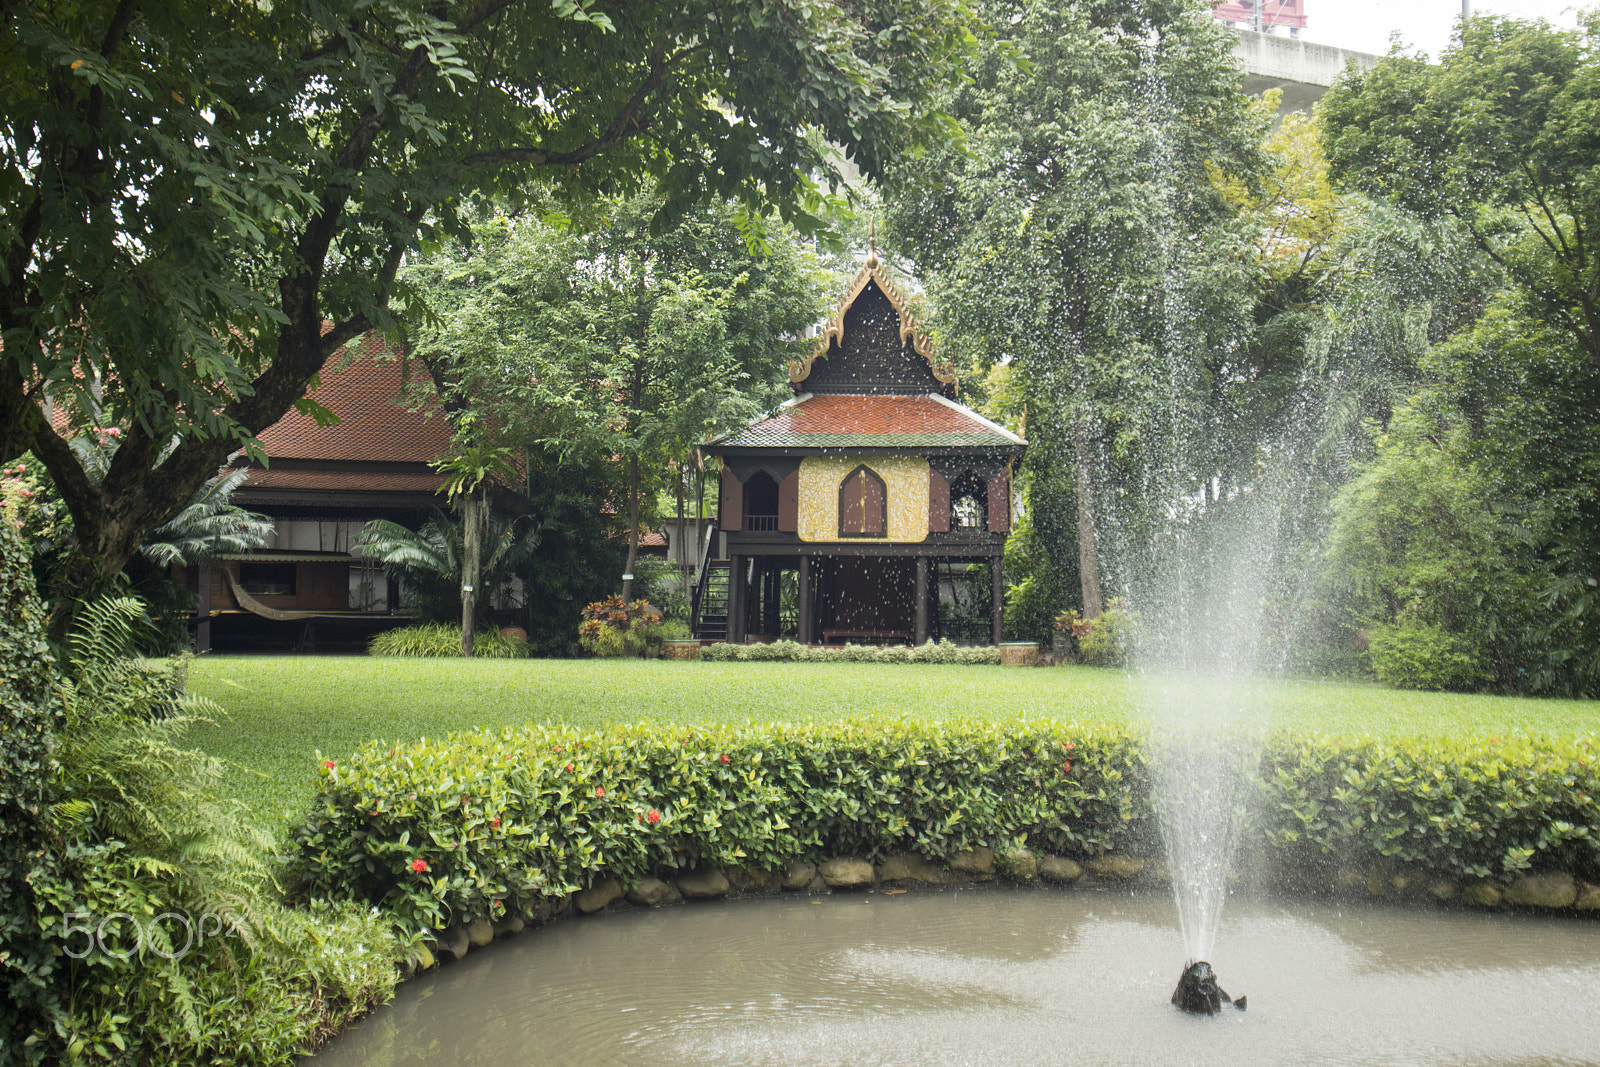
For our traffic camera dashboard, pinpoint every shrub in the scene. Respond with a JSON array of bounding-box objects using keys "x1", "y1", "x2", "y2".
[
  {"x1": 658, "y1": 618, "x2": 693, "y2": 642},
  {"x1": 286, "y1": 718, "x2": 1152, "y2": 937},
  {"x1": 1260, "y1": 733, "x2": 1598, "y2": 881},
  {"x1": 1368, "y1": 622, "x2": 1491, "y2": 692},
  {"x1": 368, "y1": 623, "x2": 530, "y2": 658},
  {"x1": 1078, "y1": 600, "x2": 1138, "y2": 667},
  {"x1": 699, "y1": 639, "x2": 1001, "y2": 664},
  {"x1": 0, "y1": 500, "x2": 65, "y2": 1056},
  {"x1": 577, "y1": 597, "x2": 664, "y2": 657},
  {"x1": 3, "y1": 589, "x2": 405, "y2": 1064},
  {"x1": 287, "y1": 721, "x2": 1599, "y2": 946}
]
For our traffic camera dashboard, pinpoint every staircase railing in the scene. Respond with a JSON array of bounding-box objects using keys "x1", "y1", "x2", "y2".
[{"x1": 690, "y1": 520, "x2": 717, "y2": 637}]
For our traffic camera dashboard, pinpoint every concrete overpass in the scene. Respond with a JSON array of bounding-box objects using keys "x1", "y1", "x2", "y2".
[{"x1": 1229, "y1": 27, "x2": 1382, "y2": 113}]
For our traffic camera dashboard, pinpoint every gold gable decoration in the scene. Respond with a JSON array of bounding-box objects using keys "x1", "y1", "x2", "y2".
[{"x1": 787, "y1": 242, "x2": 958, "y2": 389}]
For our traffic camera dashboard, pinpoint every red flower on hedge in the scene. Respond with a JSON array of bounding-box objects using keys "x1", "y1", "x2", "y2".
[
  {"x1": 719, "y1": 753, "x2": 731, "y2": 763},
  {"x1": 410, "y1": 859, "x2": 429, "y2": 874},
  {"x1": 490, "y1": 816, "x2": 502, "y2": 829},
  {"x1": 595, "y1": 786, "x2": 605, "y2": 798},
  {"x1": 565, "y1": 762, "x2": 573, "y2": 772},
  {"x1": 1062, "y1": 760, "x2": 1072, "y2": 773},
  {"x1": 646, "y1": 808, "x2": 661, "y2": 825},
  {"x1": 323, "y1": 759, "x2": 336, "y2": 770}
]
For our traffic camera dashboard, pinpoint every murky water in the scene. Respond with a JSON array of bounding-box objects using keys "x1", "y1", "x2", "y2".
[{"x1": 312, "y1": 887, "x2": 1600, "y2": 1067}]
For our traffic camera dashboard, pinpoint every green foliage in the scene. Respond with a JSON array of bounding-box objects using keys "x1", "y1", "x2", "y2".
[
  {"x1": 0, "y1": 501, "x2": 67, "y2": 1055},
  {"x1": 1260, "y1": 734, "x2": 1599, "y2": 882},
  {"x1": 1318, "y1": 297, "x2": 1600, "y2": 695},
  {"x1": 355, "y1": 509, "x2": 538, "y2": 625},
  {"x1": 1079, "y1": 602, "x2": 1138, "y2": 668},
  {"x1": 286, "y1": 719, "x2": 1150, "y2": 936},
  {"x1": 368, "y1": 624, "x2": 530, "y2": 659},
  {"x1": 885, "y1": 0, "x2": 1269, "y2": 616},
  {"x1": 405, "y1": 189, "x2": 828, "y2": 589},
  {"x1": 0, "y1": 585, "x2": 405, "y2": 1064},
  {"x1": 517, "y1": 448, "x2": 628, "y2": 656},
  {"x1": 657, "y1": 619, "x2": 693, "y2": 642},
  {"x1": 1, "y1": 0, "x2": 981, "y2": 607},
  {"x1": 578, "y1": 598, "x2": 665, "y2": 657},
  {"x1": 701, "y1": 639, "x2": 1002, "y2": 665},
  {"x1": 631, "y1": 556, "x2": 691, "y2": 621},
  {"x1": 288, "y1": 719, "x2": 1600, "y2": 943},
  {"x1": 1368, "y1": 623, "x2": 1492, "y2": 693},
  {"x1": 1321, "y1": 13, "x2": 1600, "y2": 371}
]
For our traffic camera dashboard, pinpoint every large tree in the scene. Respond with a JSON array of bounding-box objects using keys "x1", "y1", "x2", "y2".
[
  {"x1": 405, "y1": 191, "x2": 824, "y2": 603},
  {"x1": 1321, "y1": 11, "x2": 1600, "y2": 370},
  {"x1": 884, "y1": 0, "x2": 1263, "y2": 622},
  {"x1": 0, "y1": 0, "x2": 977, "y2": 628}
]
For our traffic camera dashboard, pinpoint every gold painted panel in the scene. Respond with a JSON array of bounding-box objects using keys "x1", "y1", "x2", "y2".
[{"x1": 798, "y1": 455, "x2": 929, "y2": 543}]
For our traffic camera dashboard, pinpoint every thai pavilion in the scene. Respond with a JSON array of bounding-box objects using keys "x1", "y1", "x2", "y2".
[{"x1": 698, "y1": 246, "x2": 1026, "y2": 646}]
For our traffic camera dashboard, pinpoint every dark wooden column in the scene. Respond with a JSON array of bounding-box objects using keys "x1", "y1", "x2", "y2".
[
  {"x1": 797, "y1": 555, "x2": 813, "y2": 644},
  {"x1": 762, "y1": 560, "x2": 780, "y2": 637},
  {"x1": 195, "y1": 559, "x2": 212, "y2": 653},
  {"x1": 914, "y1": 556, "x2": 930, "y2": 646},
  {"x1": 990, "y1": 554, "x2": 1004, "y2": 646},
  {"x1": 728, "y1": 552, "x2": 746, "y2": 643}
]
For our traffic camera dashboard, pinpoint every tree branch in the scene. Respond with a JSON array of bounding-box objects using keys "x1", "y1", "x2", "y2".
[{"x1": 455, "y1": 42, "x2": 694, "y2": 172}]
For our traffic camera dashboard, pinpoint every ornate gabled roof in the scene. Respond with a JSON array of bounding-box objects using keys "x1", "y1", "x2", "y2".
[
  {"x1": 787, "y1": 242, "x2": 958, "y2": 396},
  {"x1": 708, "y1": 392, "x2": 1024, "y2": 452}
]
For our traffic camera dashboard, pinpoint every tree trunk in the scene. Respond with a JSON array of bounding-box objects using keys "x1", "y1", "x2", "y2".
[
  {"x1": 676, "y1": 459, "x2": 687, "y2": 573},
  {"x1": 1074, "y1": 408, "x2": 1104, "y2": 620},
  {"x1": 620, "y1": 452, "x2": 640, "y2": 603},
  {"x1": 460, "y1": 492, "x2": 483, "y2": 656}
]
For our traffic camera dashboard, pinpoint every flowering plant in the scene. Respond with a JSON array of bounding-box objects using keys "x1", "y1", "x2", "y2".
[
  {"x1": 578, "y1": 596, "x2": 665, "y2": 657},
  {"x1": 1053, "y1": 609, "x2": 1091, "y2": 638}
]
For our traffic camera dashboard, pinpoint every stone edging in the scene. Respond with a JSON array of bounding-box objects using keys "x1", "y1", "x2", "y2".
[{"x1": 410, "y1": 848, "x2": 1600, "y2": 971}]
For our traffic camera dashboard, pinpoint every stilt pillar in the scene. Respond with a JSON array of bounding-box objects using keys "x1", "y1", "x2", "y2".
[
  {"x1": 728, "y1": 553, "x2": 746, "y2": 643},
  {"x1": 195, "y1": 559, "x2": 212, "y2": 653},
  {"x1": 914, "y1": 556, "x2": 930, "y2": 646},
  {"x1": 762, "y1": 559, "x2": 779, "y2": 637},
  {"x1": 990, "y1": 554, "x2": 1004, "y2": 646},
  {"x1": 797, "y1": 555, "x2": 813, "y2": 644}
]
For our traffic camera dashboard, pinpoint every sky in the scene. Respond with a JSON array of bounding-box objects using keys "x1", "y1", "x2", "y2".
[{"x1": 1287, "y1": 1, "x2": 1586, "y2": 58}]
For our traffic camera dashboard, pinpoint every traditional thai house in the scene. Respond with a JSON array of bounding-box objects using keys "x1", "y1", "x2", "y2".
[
  {"x1": 699, "y1": 246, "x2": 1026, "y2": 645},
  {"x1": 185, "y1": 336, "x2": 454, "y2": 651}
]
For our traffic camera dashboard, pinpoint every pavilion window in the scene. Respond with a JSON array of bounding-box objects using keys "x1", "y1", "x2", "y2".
[
  {"x1": 950, "y1": 471, "x2": 987, "y2": 529},
  {"x1": 838, "y1": 465, "x2": 887, "y2": 537},
  {"x1": 239, "y1": 562, "x2": 296, "y2": 597},
  {"x1": 743, "y1": 471, "x2": 780, "y2": 531}
]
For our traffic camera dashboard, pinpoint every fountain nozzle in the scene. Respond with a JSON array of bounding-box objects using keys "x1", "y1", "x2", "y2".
[{"x1": 1171, "y1": 960, "x2": 1246, "y2": 1015}]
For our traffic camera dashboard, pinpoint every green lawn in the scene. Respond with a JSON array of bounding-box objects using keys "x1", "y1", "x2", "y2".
[{"x1": 186, "y1": 655, "x2": 1600, "y2": 829}]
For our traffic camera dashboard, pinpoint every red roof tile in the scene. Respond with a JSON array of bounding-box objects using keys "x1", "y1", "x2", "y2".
[
  {"x1": 711, "y1": 394, "x2": 1024, "y2": 450},
  {"x1": 240, "y1": 469, "x2": 447, "y2": 493},
  {"x1": 254, "y1": 334, "x2": 452, "y2": 463}
]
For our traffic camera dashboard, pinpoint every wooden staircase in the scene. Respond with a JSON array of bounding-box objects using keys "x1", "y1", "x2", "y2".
[{"x1": 693, "y1": 559, "x2": 731, "y2": 642}]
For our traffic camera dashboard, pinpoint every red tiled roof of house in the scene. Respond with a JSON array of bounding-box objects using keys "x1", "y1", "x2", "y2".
[
  {"x1": 239, "y1": 468, "x2": 448, "y2": 493},
  {"x1": 710, "y1": 393, "x2": 1025, "y2": 450},
  {"x1": 254, "y1": 334, "x2": 452, "y2": 463}
]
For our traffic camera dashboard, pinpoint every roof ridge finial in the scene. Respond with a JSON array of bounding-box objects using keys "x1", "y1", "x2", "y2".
[{"x1": 866, "y1": 218, "x2": 879, "y2": 270}]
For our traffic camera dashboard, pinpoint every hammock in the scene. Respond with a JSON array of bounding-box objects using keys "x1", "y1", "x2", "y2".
[{"x1": 223, "y1": 568, "x2": 328, "y2": 622}]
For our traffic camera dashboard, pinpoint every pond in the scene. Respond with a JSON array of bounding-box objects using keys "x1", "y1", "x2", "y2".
[{"x1": 310, "y1": 887, "x2": 1600, "y2": 1066}]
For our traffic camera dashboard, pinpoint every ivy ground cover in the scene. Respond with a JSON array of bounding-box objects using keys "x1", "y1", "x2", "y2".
[{"x1": 185, "y1": 656, "x2": 1600, "y2": 828}]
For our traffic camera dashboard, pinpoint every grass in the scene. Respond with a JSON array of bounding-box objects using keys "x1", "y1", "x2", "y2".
[{"x1": 185, "y1": 655, "x2": 1600, "y2": 829}]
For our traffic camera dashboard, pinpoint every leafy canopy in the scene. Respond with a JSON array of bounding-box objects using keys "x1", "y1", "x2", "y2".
[{"x1": 0, "y1": 0, "x2": 980, "y2": 611}]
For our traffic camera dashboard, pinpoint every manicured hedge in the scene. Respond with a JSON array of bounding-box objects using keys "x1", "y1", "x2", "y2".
[
  {"x1": 701, "y1": 638, "x2": 1001, "y2": 663},
  {"x1": 286, "y1": 720, "x2": 1599, "y2": 939}
]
